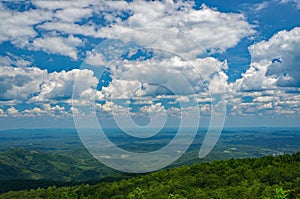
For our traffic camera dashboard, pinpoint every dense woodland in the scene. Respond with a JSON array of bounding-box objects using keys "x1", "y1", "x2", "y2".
[
  {"x1": 0, "y1": 148, "x2": 116, "y2": 182},
  {"x1": 1, "y1": 152, "x2": 300, "y2": 199}
]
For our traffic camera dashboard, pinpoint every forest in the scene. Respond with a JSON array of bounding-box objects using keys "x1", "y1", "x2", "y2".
[{"x1": 1, "y1": 152, "x2": 300, "y2": 199}]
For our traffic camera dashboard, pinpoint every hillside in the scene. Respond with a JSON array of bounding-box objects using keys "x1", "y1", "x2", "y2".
[
  {"x1": 0, "y1": 148, "x2": 128, "y2": 193},
  {"x1": 1, "y1": 152, "x2": 300, "y2": 199},
  {"x1": 0, "y1": 148, "x2": 119, "y2": 181}
]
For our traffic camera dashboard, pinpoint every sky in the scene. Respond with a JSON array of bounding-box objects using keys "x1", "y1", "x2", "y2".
[{"x1": 0, "y1": 0, "x2": 300, "y2": 129}]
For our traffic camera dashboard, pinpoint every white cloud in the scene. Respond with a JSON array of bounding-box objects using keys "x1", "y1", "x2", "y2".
[
  {"x1": 140, "y1": 103, "x2": 165, "y2": 113},
  {"x1": 0, "y1": 1, "x2": 101, "y2": 58},
  {"x1": 226, "y1": 91, "x2": 300, "y2": 116},
  {"x1": 55, "y1": 7, "x2": 93, "y2": 22},
  {"x1": 0, "y1": 66, "x2": 46, "y2": 101},
  {"x1": 200, "y1": 103, "x2": 212, "y2": 113},
  {"x1": 233, "y1": 27, "x2": 300, "y2": 91},
  {"x1": 0, "y1": 108, "x2": 6, "y2": 117},
  {"x1": 31, "y1": 35, "x2": 83, "y2": 60},
  {"x1": 0, "y1": 66, "x2": 97, "y2": 103},
  {"x1": 98, "y1": 2, "x2": 255, "y2": 55},
  {"x1": 0, "y1": 4, "x2": 52, "y2": 47},
  {"x1": 32, "y1": 0, "x2": 101, "y2": 10},
  {"x1": 253, "y1": 96, "x2": 279, "y2": 103},
  {"x1": 99, "y1": 56, "x2": 228, "y2": 99},
  {"x1": 22, "y1": 107, "x2": 45, "y2": 117},
  {"x1": 1, "y1": 1, "x2": 254, "y2": 69},
  {"x1": 176, "y1": 96, "x2": 190, "y2": 103},
  {"x1": 70, "y1": 106, "x2": 81, "y2": 114},
  {"x1": 34, "y1": 69, "x2": 98, "y2": 101},
  {"x1": 0, "y1": 53, "x2": 32, "y2": 67},
  {"x1": 38, "y1": 22, "x2": 100, "y2": 38},
  {"x1": 20, "y1": 104, "x2": 71, "y2": 118},
  {"x1": 7, "y1": 107, "x2": 18, "y2": 116},
  {"x1": 32, "y1": 1, "x2": 255, "y2": 59},
  {"x1": 43, "y1": 104, "x2": 65, "y2": 112},
  {"x1": 280, "y1": 0, "x2": 300, "y2": 9},
  {"x1": 96, "y1": 101, "x2": 114, "y2": 112},
  {"x1": 96, "y1": 101, "x2": 132, "y2": 117},
  {"x1": 132, "y1": 100, "x2": 153, "y2": 105},
  {"x1": 0, "y1": 1, "x2": 104, "y2": 58},
  {"x1": 254, "y1": 2, "x2": 270, "y2": 12},
  {"x1": 1, "y1": 1, "x2": 299, "y2": 119},
  {"x1": 85, "y1": 51, "x2": 106, "y2": 66}
]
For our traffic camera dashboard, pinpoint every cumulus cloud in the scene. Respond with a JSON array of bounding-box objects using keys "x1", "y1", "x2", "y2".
[
  {"x1": 31, "y1": 35, "x2": 83, "y2": 60},
  {"x1": 0, "y1": 66, "x2": 99, "y2": 117},
  {"x1": 85, "y1": 51, "x2": 106, "y2": 66},
  {"x1": 32, "y1": 1, "x2": 255, "y2": 59},
  {"x1": 140, "y1": 103, "x2": 165, "y2": 114},
  {"x1": 0, "y1": 66, "x2": 97, "y2": 103},
  {"x1": 226, "y1": 90, "x2": 300, "y2": 117},
  {"x1": 0, "y1": 53, "x2": 32, "y2": 67},
  {"x1": 1, "y1": 0, "x2": 299, "y2": 120},
  {"x1": 0, "y1": 66, "x2": 46, "y2": 101},
  {"x1": 22, "y1": 107, "x2": 46, "y2": 117},
  {"x1": 43, "y1": 104, "x2": 65, "y2": 112},
  {"x1": 0, "y1": 1, "x2": 99, "y2": 58},
  {"x1": 176, "y1": 96, "x2": 190, "y2": 103},
  {"x1": 7, "y1": 107, "x2": 18, "y2": 116},
  {"x1": 0, "y1": 108, "x2": 6, "y2": 117},
  {"x1": 99, "y1": 2, "x2": 255, "y2": 54},
  {"x1": 33, "y1": 69, "x2": 98, "y2": 101},
  {"x1": 99, "y1": 56, "x2": 228, "y2": 99},
  {"x1": 0, "y1": 4, "x2": 51, "y2": 46},
  {"x1": 0, "y1": 0, "x2": 255, "y2": 61},
  {"x1": 38, "y1": 22, "x2": 100, "y2": 38},
  {"x1": 233, "y1": 27, "x2": 300, "y2": 91},
  {"x1": 96, "y1": 101, "x2": 132, "y2": 117},
  {"x1": 32, "y1": 0, "x2": 101, "y2": 10},
  {"x1": 55, "y1": 7, "x2": 93, "y2": 22},
  {"x1": 21, "y1": 104, "x2": 69, "y2": 117}
]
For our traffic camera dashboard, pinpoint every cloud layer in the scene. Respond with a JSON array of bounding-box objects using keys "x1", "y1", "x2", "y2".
[{"x1": 0, "y1": 0, "x2": 299, "y2": 123}]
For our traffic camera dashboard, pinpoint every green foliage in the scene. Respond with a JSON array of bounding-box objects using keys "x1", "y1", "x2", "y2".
[
  {"x1": 1, "y1": 152, "x2": 300, "y2": 199},
  {"x1": 0, "y1": 148, "x2": 116, "y2": 181},
  {"x1": 263, "y1": 187, "x2": 288, "y2": 199},
  {"x1": 0, "y1": 148, "x2": 127, "y2": 193}
]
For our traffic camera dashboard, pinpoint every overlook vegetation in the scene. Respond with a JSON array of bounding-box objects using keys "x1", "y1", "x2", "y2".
[{"x1": 1, "y1": 152, "x2": 300, "y2": 199}]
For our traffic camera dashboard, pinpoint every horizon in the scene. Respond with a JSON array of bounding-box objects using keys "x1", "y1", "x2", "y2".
[{"x1": 0, "y1": 0, "x2": 299, "y2": 173}]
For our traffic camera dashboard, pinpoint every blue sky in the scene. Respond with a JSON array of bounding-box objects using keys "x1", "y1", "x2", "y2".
[{"x1": 0, "y1": 0, "x2": 300, "y2": 129}]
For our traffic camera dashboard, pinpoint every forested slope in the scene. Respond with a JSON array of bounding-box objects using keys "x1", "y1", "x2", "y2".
[
  {"x1": 0, "y1": 148, "x2": 124, "y2": 193},
  {"x1": 1, "y1": 152, "x2": 300, "y2": 198},
  {"x1": 0, "y1": 148, "x2": 117, "y2": 181}
]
